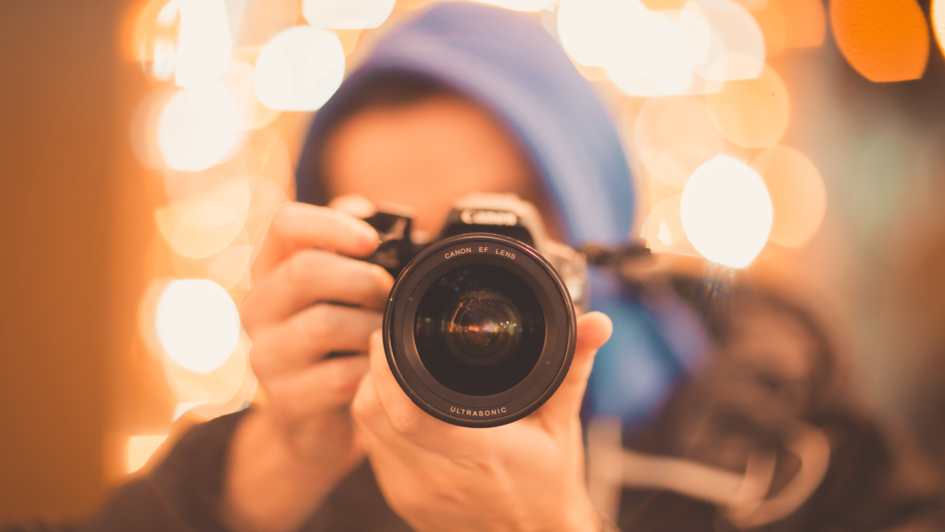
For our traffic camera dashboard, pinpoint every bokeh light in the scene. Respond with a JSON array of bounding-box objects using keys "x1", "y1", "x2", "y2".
[
  {"x1": 680, "y1": 155, "x2": 773, "y2": 268},
  {"x1": 167, "y1": 242, "x2": 254, "y2": 291},
  {"x1": 705, "y1": 64, "x2": 790, "y2": 148},
  {"x1": 475, "y1": 0, "x2": 551, "y2": 11},
  {"x1": 254, "y1": 26, "x2": 345, "y2": 111},
  {"x1": 605, "y1": 11, "x2": 695, "y2": 97},
  {"x1": 160, "y1": 332, "x2": 254, "y2": 411},
  {"x1": 559, "y1": 0, "x2": 698, "y2": 96},
  {"x1": 239, "y1": 128, "x2": 294, "y2": 192},
  {"x1": 782, "y1": 0, "x2": 826, "y2": 49},
  {"x1": 751, "y1": 0, "x2": 787, "y2": 57},
  {"x1": 335, "y1": 29, "x2": 364, "y2": 57},
  {"x1": 156, "y1": 178, "x2": 251, "y2": 259},
  {"x1": 131, "y1": 87, "x2": 176, "y2": 169},
  {"x1": 157, "y1": 83, "x2": 241, "y2": 171},
  {"x1": 155, "y1": 280, "x2": 241, "y2": 373},
  {"x1": 932, "y1": 0, "x2": 945, "y2": 60},
  {"x1": 237, "y1": 175, "x2": 292, "y2": 244},
  {"x1": 233, "y1": 0, "x2": 300, "y2": 48},
  {"x1": 557, "y1": 0, "x2": 644, "y2": 67},
  {"x1": 174, "y1": 0, "x2": 233, "y2": 87},
  {"x1": 830, "y1": 0, "x2": 929, "y2": 83},
  {"x1": 125, "y1": 435, "x2": 168, "y2": 474},
  {"x1": 131, "y1": 0, "x2": 180, "y2": 81},
  {"x1": 634, "y1": 96, "x2": 724, "y2": 187},
  {"x1": 217, "y1": 61, "x2": 269, "y2": 131},
  {"x1": 641, "y1": 194, "x2": 700, "y2": 257},
  {"x1": 751, "y1": 146, "x2": 827, "y2": 248},
  {"x1": 640, "y1": 0, "x2": 686, "y2": 8},
  {"x1": 303, "y1": 0, "x2": 396, "y2": 29},
  {"x1": 155, "y1": 202, "x2": 247, "y2": 260},
  {"x1": 203, "y1": 245, "x2": 256, "y2": 290},
  {"x1": 679, "y1": 0, "x2": 765, "y2": 81}
]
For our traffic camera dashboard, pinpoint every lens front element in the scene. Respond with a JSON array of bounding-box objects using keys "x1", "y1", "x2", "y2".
[
  {"x1": 446, "y1": 290, "x2": 519, "y2": 355},
  {"x1": 415, "y1": 266, "x2": 544, "y2": 396}
]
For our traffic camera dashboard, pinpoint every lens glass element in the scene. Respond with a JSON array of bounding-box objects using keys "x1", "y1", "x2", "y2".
[{"x1": 414, "y1": 265, "x2": 544, "y2": 396}]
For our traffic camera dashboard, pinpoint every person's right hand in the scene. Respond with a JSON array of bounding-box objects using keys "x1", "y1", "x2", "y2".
[{"x1": 222, "y1": 201, "x2": 393, "y2": 532}]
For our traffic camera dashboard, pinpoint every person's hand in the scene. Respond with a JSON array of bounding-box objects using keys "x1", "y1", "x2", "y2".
[
  {"x1": 352, "y1": 312, "x2": 613, "y2": 532},
  {"x1": 223, "y1": 201, "x2": 393, "y2": 532}
]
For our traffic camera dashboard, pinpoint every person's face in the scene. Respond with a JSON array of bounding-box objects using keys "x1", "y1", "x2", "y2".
[{"x1": 323, "y1": 94, "x2": 562, "y2": 240}]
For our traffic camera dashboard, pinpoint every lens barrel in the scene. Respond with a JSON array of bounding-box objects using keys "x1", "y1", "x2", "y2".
[{"x1": 383, "y1": 233, "x2": 576, "y2": 427}]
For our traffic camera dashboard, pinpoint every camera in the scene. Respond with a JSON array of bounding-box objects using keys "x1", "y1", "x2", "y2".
[{"x1": 363, "y1": 193, "x2": 587, "y2": 428}]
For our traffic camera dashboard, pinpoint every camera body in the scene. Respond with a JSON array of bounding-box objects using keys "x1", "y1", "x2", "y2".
[{"x1": 364, "y1": 193, "x2": 586, "y2": 427}]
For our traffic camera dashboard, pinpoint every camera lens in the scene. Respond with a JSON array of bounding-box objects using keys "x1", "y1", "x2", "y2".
[
  {"x1": 414, "y1": 266, "x2": 544, "y2": 396},
  {"x1": 383, "y1": 233, "x2": 576, "y2": 427}
]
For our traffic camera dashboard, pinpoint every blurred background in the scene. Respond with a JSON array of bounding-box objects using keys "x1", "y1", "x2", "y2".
[{"x1": 2, "y1": 0, "x2": 945, "y2": 523}]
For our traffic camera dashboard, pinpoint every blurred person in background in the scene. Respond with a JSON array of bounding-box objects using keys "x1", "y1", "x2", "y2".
[
  {"x1": 3, "y1": 3, "x2": 942, "y2": 532},
  {"x1": 586, "y1": 272, "x2": 943, "y2": 531}
]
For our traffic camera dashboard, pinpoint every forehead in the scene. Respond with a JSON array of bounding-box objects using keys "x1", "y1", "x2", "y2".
[{"x1": 323, "y1": 94, "x2": 531, "y2": 185}]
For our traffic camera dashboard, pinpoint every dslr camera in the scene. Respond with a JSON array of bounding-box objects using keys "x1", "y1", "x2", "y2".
[{"x1": 363, "y1": 193, "x2": 587, "y2": 428}]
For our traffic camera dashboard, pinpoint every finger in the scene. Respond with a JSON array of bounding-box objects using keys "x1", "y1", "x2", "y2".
[
  {"x1": 534, "y1": 312, "x2": 613, "y2": 425},
  {"x1": 353, "y1": 333, "x2": 465, "y2": 452},
  {"x1": 242, "y1": 249, "x2": 393, "y2": 330},
  {"x1": 352, "y1": 371, "x2": 417, "y2": 456},
  {"x1": 267, "y1": 355, "x2": 370, "y2": 423},
  {"x1": 252, "y1": 202, "x2": 380, "y2": 278},
  {"x1": 250, "y1": 304, "x2": 382, "y2": 377},
  {"x1": 328, "y1": 194, "x2": 376, "y2": 219},
  {"x1": 366, "y1": 332, "x2": 445, "y2": 441},
  {"x1": 352, "y1": 371, "x2": 444, "y2": 465}
]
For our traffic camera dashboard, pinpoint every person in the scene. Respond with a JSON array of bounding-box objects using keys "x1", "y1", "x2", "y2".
[
  {"x1": 586, "y1": 275, "x2": 944, "y2": 531},
  {"x1": 217, "y1": 3, "x2": 647, "y2": 530},
  {"x1": 25, "y1": 4, "x2": 634, "y2": 532}
]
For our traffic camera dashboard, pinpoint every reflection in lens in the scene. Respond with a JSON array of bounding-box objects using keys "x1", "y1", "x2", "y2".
[
  {"x1": 443, "y1": 290, "x2": 521, "y2": 363},
  {"x1": 415, "y1": 265, "x2": 544, "y2": 396}
]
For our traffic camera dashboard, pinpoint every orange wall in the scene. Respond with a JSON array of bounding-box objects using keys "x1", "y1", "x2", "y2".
[{"x1": 0, "y1": 0, "x2": 133, "y2": 523}]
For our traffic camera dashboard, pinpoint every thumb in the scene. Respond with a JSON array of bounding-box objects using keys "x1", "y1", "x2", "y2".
[{"x1": 535, "y1": 312, "x2": 613, "y2": 424}]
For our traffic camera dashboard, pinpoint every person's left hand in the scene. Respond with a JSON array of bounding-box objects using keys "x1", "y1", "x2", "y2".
[{"x1": 351, "y1": 312, "x2": 613, "y2": 532}]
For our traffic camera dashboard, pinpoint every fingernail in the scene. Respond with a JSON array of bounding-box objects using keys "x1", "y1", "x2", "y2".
[
  {"x1": 359, "y1": 229, "x2": 378, "y2": 248},
  {"x1": 370, "y1": 330, "x2": 383, "y2": 349}
]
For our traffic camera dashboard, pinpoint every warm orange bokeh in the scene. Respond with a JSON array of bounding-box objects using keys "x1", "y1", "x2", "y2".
[
  {"x1": 633, "y1": 96, "x2": 724, "y2": 188},
  {"x1": 705, "y1": 64, "x2": 790, "y2": 149},
  {"x1": 752, "y1": 146, "x2": 827, "y2": 248},
  {"x1": 126, "y1": 0, "x2": 178, "y2": 64},
  {"x1": 752, "y1": 0, "x2": 788, "y2": 57},
  {"x1": 830, "y1": 0, "x2": 929, "y2": 82},
  {"x1": 782, "y1": 0, "x2": 826, "y2": 48},
  {"x1": 933, "y1": 0, "x2": 945, "y2": 60},
  {"x1": 641, "y1": 193, "x2": 699, "y2": 258},
  {"x1": 751, "y1": 0, "x2": 825, "y2": 56},
  {"x1": 640, "y1": 0, "x2": 687, "y2": 10}
]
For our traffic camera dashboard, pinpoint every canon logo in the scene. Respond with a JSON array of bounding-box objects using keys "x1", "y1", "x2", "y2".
[{"x1": 460, "y1": 209, "x2": 517, "y2": 227}]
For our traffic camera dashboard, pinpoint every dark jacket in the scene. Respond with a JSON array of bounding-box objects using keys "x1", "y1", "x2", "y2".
[{"x1": 6, "y1": 399, "x2": 942, "y2": 532}]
